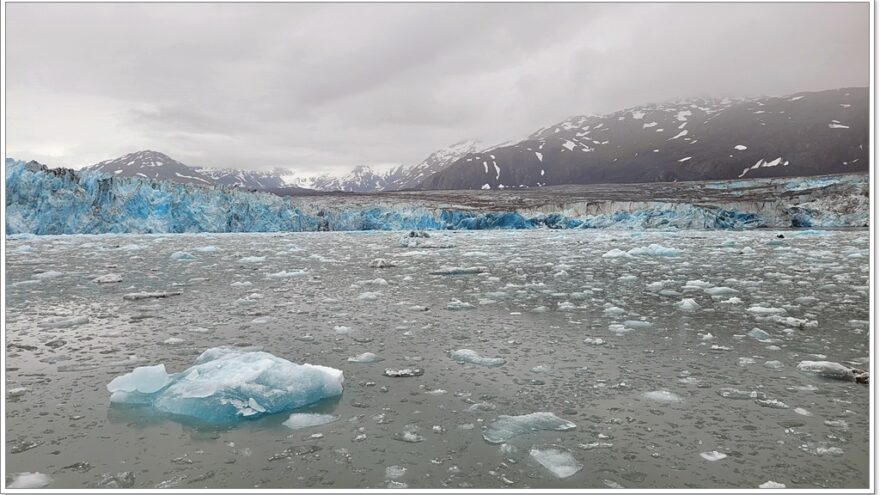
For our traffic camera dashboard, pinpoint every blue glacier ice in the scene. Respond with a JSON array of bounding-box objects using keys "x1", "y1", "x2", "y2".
[
  {"x1": 5, "y1": 159, "x2": 870, "y2": 234},
  {"x1": 106, "y1": 347, "x2": 344, "y2": 424}
]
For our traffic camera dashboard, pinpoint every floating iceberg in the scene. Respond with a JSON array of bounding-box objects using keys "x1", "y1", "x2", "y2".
[
  {"x1": 7, "y1": 472, "x2": 53, "y2": 489},
  {"x1": 626, "y1": 244, "x2": 681, "y2": 256},
  {"x1": 797, "y1": 360, "x2": 869, "y2": 383},
  {"x1": 643, "y1": 390, "x2": 684, "y2": 403},
  {"x1": 106, "y1": 347, "x2": 344, "y2": 424},
  {"x1": 448, "y1": 349, "x2": 506, "y2": 368},
  {"x1": 282, "y1": 413, "x2": 338, "y2": 430},
  {"x1": 482, "y1": 412, "x2": 576, "y2": 444}
]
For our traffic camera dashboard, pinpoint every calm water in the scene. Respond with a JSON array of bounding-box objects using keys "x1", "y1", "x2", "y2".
[{"x1": 5, "y1": 229, "x2": 870, "y2": 489}]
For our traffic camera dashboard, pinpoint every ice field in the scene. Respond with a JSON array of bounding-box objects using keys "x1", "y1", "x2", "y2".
[{"x1": 4, "y1": 229, "x2": 870, "y2": 489}]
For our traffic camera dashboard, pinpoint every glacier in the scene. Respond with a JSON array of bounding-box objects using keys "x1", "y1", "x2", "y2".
[
  {"x1": 5, "y1": 159, "x2": 870, "y2": 235},
  {"x1": 106, "y1": 347, "x2": 344, "y2": 424}
]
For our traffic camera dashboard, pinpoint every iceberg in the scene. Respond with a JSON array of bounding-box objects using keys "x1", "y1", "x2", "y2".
[
  {"x1": 282, "y1": 413, "x2": 338, "y2": 430},
  {"x1": 797, "y1": 360, "x2": 869, "y2": 383},
  {"x1": 482, "y1": 412, "x2": 576, "y2": 444},
  {"x1": 106, "y1": 347, "x2": 344, "y2": 424}
]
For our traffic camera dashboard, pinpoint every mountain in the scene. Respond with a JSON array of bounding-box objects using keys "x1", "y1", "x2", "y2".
[
  {"x1": 306, "y1": 165, "x2": 391, "y2": 193},
  {"x1": 419, "y1": 87, "x2": 869, "y2": 190},
  {"x1": 381, "y1": 140, "x2": 479, "y2": 191},
  {"x1": 83, "y1": 150, "x2": 215, "y2": 185},
  {"x1": 196, "y1": 167, "x2": 291, "y2": 190}
]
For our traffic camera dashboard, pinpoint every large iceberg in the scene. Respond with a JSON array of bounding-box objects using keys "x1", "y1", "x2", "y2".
[
  {"x1": 106, "y1": 347, "x2": 344, "y2": 424},
  {"x1": 5, "y1": 159, "x2": 870, "y2": 234}
]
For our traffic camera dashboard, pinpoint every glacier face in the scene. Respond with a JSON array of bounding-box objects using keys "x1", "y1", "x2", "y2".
[{"x1": 4, "y1": 159, "x2": 869, "y2": 235}]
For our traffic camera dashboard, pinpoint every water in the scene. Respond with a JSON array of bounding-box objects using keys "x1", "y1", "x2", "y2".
[{"x1": 5, "y1": 229, "x2": 869, "y2": 489}]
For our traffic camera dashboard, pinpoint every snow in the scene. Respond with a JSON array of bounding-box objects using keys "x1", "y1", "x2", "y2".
[
  {"x1": 106, "y1": 347, "x2": 344, "y2": 424},
  {"x1": 449, "y1": 349, "x2": 506, "y2": 367},
  {"x1": 282, "y1": 413, "x2": 338, "y2": 430},
  {"x1": 530, "y1": 447, "x2": 583, "y2": 478},
  {"x1": 482, "y1": 412, "x2": 576, "y2": 444}
]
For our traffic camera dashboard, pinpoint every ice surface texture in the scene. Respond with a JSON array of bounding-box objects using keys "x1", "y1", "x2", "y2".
[
  {"x1": 107, "y1": 347, "x2": 344, "y2": 424},
  {"x1": 5, "y1": 160, "x2": 869, "y2": 234}
]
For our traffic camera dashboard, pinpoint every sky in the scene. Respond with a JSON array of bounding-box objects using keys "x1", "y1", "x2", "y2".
[{"x1": 5, "y1": 2, "x2": 870, "y2": 176}]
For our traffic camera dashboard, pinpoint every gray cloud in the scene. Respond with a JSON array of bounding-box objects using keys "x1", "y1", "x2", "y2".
[{"x1": 6, "y1": 3, "x2": 869, "y2": 174}]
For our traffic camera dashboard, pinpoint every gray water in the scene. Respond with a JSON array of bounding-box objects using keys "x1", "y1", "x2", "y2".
[{"x1": 4, "y1": 229, "x2": 870, "y2": 489}]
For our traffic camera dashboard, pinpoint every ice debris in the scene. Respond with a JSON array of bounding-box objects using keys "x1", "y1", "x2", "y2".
[
  {"x1": 92, "y1": 273, "x2": 123, "y2": 284},
  {"x1": 106, "y1": 347, "x2": 344, "y2": 424},
  {"x1": 8, "y1": 472, "x2": 53, "y2": 489},
  {"x1": 122, "y1": 291, "x2": 182, "y2": 301},
  {"x1": 643, "y1": 390, "x2": 684, "y2": 403},
  {"x1": 627, "y1": 244, "x2": 681, "y2": 256},
  {"x1": 482, "y1": 412, "x2": 576, "y2": 444},
  {"x1": 430, "y1": 266, "x2": 486, "y2": 275},
  {"x1": 348, "y1": 352, "x2": 383, "y2": 363},
  {"x1": 797, "y1": 361, "x2": 869, "y2": 384},
  {"x1": 700, "y1": 451, "x2": 727, "y2": 462}
]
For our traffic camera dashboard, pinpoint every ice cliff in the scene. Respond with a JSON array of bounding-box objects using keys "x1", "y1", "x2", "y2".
[{"x1": 5, "y1": 159, "x2": 869, "y2": 235}]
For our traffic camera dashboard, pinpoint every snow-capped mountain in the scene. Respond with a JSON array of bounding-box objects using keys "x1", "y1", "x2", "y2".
[
  {"x1": 381, "y1": 140, "x2": 479, "y2": 191},
  {"x1": 197, "y1": 167, "x2": 291, "y2": 190},
  {"x1": 305, "y1": 165, "x2": 391, "y2": 193},
  {"x1": 419, "y1": 87, "x2": 868, "y2": 190},
  {"x1": 83, "y1": 150, "x2": 215, "y2": 185}
]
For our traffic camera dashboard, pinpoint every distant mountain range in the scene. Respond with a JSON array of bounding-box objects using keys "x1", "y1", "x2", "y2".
[{"x1": 76, "y1": 87, "x2": 866, "y2": 193}]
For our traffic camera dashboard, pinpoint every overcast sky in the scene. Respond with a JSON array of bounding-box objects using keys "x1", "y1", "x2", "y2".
[{"x1": 6, "y1": 2, "x2": 869, "y2": 175}]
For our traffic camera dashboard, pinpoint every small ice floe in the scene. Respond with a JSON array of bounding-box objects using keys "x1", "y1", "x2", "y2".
[
  {"x1": 357, "y1": 291, "x2": 382, "y2": 301},
  {"x1": 481, "y1": 412, "x2": 576, "y2": 444},
  {"x1": 430, "y1": 266, "x2": 485, "y2": 275},
  {"x1": 608, "y1": 324, "x2": 632, "y2": 335},
  {"x1": 530, "y1": 446, "x2": 583, "y2": 478},
  {"x1": 348, "y1": 352, "x2": 382, "y2": 363},
  {"x1": 720, "y1": 297, "x2": 743, "y2": 304},
  {"x1": 383, "y1": 368, "x2": 424, "y2": 377},
  {"x1": 448, "y1": 349, "x2": 505, "y2": 368},
  {"x1": 700, "y1": 451, "x2": 727, "y2": 462},
  {"x1": 395, "y1": 426, "x2": 425, "y2": 443},
  {"x1": 170, "y1": 251, "x2": 194, "y2": 261},
  {"x1": 717, "y1": 388, "x2": 764, "y2": 400},
  {"x1": 755, "y1": 398, "x2": 789, "y2": 409},
  {"x1": 7, "y1": 387, "x2": 28, "y2": 399},
  {"x1": 239, "y1": 256, "x2": 266, "y2": 263},
  {"x1": 627, "y1": 244, "x2": 681, "y2": 256},
  {"x1": 683, "y1": 280, "x2": 713, "y2": 289},
  {"x1": 623, "y1": 320, "x2": 653, "y2": 329},
  {"x1": 32, "y1": 270, "x2": 64, "y2": 279},
  {"x1": 446, "y1": 299, "x2": 475, "y2": 310},
  {"x1": 230, "y1": 281, "x2": 252, "y2": 287},
  {"x1": 162, "y1": 337, "x2": 185, "y2": 345},
  {"x1": 368, "y1": 258, "x2": 395, "y2": 268},
  {"x1": 601, "y1": 249, "x2": 631, "y2": 258},
  {"x1": 251, "y1": 316, "x2": 271, "y2": 324},
  {"x1": 584, "y1": 337, "x2": 606, "y2": 345},
  {"x1": 676, "y1": 299, "x2": 701, "y2": 311},
  {"x1": 705, "y1": 287, "x2": 738, "y2": 296},
  {"x1": 385, "y1": 465, "x2": 407, "y2": 479},
  {"x1": 759, "y1": 481, "x2": 786, "y2": 489},
  {"x1": 282, "y1": 413, "x2": 338, "y2": 430},
  {"x1": 797, "y1": 361, "x2": 869, "y2": 383},
  {"x1": 106, "y1": 347, "x2": 343, "y2": 424},
  {"x1": 747, "y1": 328, "x2": 771, "y2": 340},
  {"x1": 747, "y1": 306, "x2": 786, "y2": 316},
  {"x1": 93, "y1": 273, "x2": 123, "y2": 284},
  {"x1": 643, "y1": 390, "x2": 683, "y2": 403},
  {"x1": 193, "y1": 246, "x2": 219, "y2": 252},
  {"x1": 38, "y1": 315, "x2": 89, "y2": 328},
  {"x1": 123, "y1": 291, "x2": 182, "y2": 301},
  {"x1": 187, "y1": 327, "x2": 211, "y2": 333},
  {"x1": 764, "y1": 360, "x2": 784, "y2": 370},
  {"x1": 8, "y1": 472, "x2": 53, "y2": 488},
  {"x1": 793, "y1": 407, "x2": 813, "y2": 416},
  {"x1": 334, "y1": 326, "x2": 352, "y2": 335},
  {"x1": 266, "y1": 270, "x2": 308, "y2": 278}
]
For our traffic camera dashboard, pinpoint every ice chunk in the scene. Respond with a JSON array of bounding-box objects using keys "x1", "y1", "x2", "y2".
[
  {"x1": 106, "y1": 347, "x2": 344, "y2": 424},
  {"x1": 33, "y1": 270, "x2": 63, "y2": 279},
  {"x1": 675, "y1": 298, "x2": 701, "y2": 311},
  {"x1": 239, "y1": 256, "x2": 265, "y2": 263},
  {"x1": 759, "y1": 481, "x2": 786, "y2": 489},
  {"x1": 266, "y1": 270, "x2": 308, "y2": 278},
  {"x1": 368, "y1": 258, "x2": 395, "y2": 268},
  {"x1": 123, "y1": 291, "x2": 182, "y2": 301},
  {"x1": 385, "y1": 465, "x2": 407, "y2": 479},
  {"x1": 700, "y1": 451, "x2": 727, "y2": 462},
  {"x1": 627, "y1": 244, "x2": 681, "y2": 256},
  {"x1": 170, "y1": 251, "x2": 194, "y2": 261},
  {"x1": 446, "y1": 299, "x2": 474, "y2": 310},
  {"x1": 797, "y1": 360, "x2": 867, "y2": 383},
  {"x1": 643, "y1": 390, "x2": 683, "y2": 403},
  {"x1": 482, "y1": 412, "x2": 576, "y2": 444},
  {"x1": 430, "y1": 266, "x2": 486, "y2": 275},
  {"x1": 449, "y1": 349, "x2": 506, "y2": 368},
  {"x1": 348, "y1": 352, "x2": 383, "y2": 363},
  {"x1": 383, "y1": 368, "x2": 424, "y2": 377},
  {"x1": 38, "y1": 315, "x2": 89, "y2": 328},
  {"x1": 8, "y1": 472, "x2": 53, "y2": 489},
  {"x1": 705, "y1": 287, "x2": 738, "y2": 296},
  {"x1": 282, "y1": 413, "x2": 338, "y2": 430},
  {"x1": 93, "y1": 273, "x2": 123, "y2": 284},
  {"x1": 602, "y1": 249, "x2": 630, "y2": 258},
  {"x1": 747, "y1": 306, "x2": 787, "y2": 315},
  {"x1": 747, "y1": 328, "x2": 771, "y2": 340},
  {"x1": 530, "y1": 446, "x2": 583, "y2": 478}
]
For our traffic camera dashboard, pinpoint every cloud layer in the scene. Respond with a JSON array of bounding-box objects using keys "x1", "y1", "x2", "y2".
[{"x1": 6, "y1": 3, "x2": 869, "y2": 173}]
